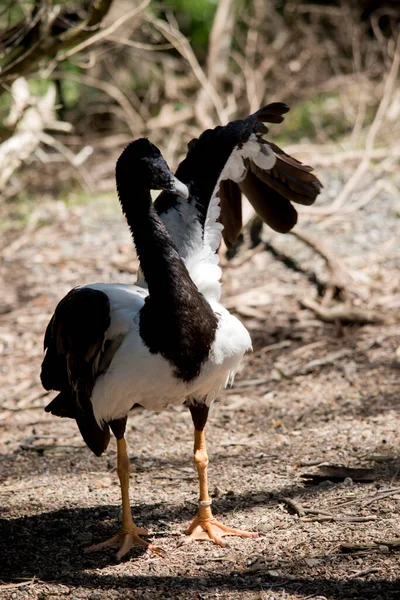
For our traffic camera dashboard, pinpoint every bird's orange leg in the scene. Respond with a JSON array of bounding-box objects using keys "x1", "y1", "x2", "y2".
[
  {"x1": 186, "y1": 405, "x2": 259, "y2": 547},
  {"x1": 86, "y1": 437, "x2": 164, "y2": 560}
]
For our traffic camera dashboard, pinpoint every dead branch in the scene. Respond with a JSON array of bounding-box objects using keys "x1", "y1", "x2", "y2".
[
  {"x1": 300, "y1": 297, "x2": 384, "y2": 325},
  {"x1": 53, "y1": 0, "x2": 150, "y2": 65},
  {"x1": 282, "y1": 497, "x2": 306, "y2": 517},
  {"x1": 294, "y1": 349, "x2": 351, "y2": 375},
  {"x1": 146, "y1": 105, "x2": 195, "y2": 131},
  {"x1": 349, "y1": 568, "x2": 380, "y2": 578},
  {"x1": 282, "y1": 495, "x2": 379, "y2": 524},
  {"x1": 290, "y1": 229, "x2": 347, "y2": 301},
  {"x1": 340, "y1": 543, "x2": 379, "y2": 553},
  {"x1": 305, "y1": 515, "x2": 377, "y2": 523},
  {"x1": 274, "y1": 349, "x2": 352, "y2": 380},
  {"x1": 0, "y1": 0, "x2": 114, "y2": 85},
  {"x1": 373, "y1": 539, "x2": 400, "y2": 549},
  {"x1": 0, "y1": 577, "x2": 36, "y2": 590},
  {"x1": 146, "y1": 14, "x2": 226, "y2": 128},
  {"x1": 0, "y1": 78, "x2": 69, "y2": 193},
  {"x1": 206, "y1": 0, "x2": 236, "y2": 86},
  {"x1": 308, "y1": 33, "x2": 400, "y2": 216},
  {"x1": 284, "y1": 145, "x2": 400, "y2": 168},
  {"x1": 195, "y1": 0, "x2": 236, "y2": 128}
]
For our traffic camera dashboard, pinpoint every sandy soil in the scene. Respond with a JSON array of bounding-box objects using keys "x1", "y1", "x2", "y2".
[{"x1": 0, "y1": 172, "x2": 399, "y2": 600}]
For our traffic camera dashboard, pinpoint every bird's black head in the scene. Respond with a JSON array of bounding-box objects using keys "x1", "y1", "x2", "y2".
[{"x1": 116, "y1": 138, "x2": 188, "y2": 198}]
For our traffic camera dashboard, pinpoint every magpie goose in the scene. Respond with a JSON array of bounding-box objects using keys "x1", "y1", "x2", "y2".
[
  {"x1": 41, "y1": 138, "x2": 255, "y2": 558},
  {"x1": 132, "y1": 103, "x2": 321, "y2": 547},
  {"x1": 42, "y1": 104, "x2": 321, "y2": 558}
]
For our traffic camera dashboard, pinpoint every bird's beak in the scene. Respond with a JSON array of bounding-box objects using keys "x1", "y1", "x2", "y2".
[{"x1": 170, "y1": 175, "x2": 189, "y2": 199}]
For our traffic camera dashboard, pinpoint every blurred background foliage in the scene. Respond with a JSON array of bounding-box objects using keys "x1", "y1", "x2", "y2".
[{"x1": 0, "y1": 0, "x2": 400, "y2": 205}]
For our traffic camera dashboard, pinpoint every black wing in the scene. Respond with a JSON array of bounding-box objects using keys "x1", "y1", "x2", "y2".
[{"x1": 41, "y1": 287, "x2": 111, "y2": 456}]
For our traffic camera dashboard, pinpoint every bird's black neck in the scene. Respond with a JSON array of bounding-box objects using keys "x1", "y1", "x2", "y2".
[
  {"x1": 117, "y1": 182, "x2": 196, "y2": 304},
  {"x1": 117, "y1": 179, "x2": 218, "y2": 383}
]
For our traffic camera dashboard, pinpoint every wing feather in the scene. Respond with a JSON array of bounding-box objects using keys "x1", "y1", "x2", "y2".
[
  {"x1": 253, "y1": 141, "x2": 322, "y2": 205},
  {"x1": 154, "y1": 102, "x2": 321, "y2": 261},
  {"x1": 41, "y1": 287, "x2": 111, "y2": 456},
  {"x1": 218, "y1": 179, "x2": 242, "y2": 248},
  {"x1": 239, "y1": 169, "x2": 298, "y2": 233}
]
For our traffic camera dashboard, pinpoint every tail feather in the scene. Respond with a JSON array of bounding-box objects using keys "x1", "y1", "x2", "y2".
[
  {"x1": 75, "y1": 393, "x2": 111, "y2": 457},
  {"x1": 44, "y1": 389, "x2": 110, "y2": 457}
]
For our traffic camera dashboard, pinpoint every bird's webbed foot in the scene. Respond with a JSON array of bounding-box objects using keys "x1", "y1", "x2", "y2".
[
  {"x1": 185, "y1": 503, "x2": 259, "y2": 547},
  {"x1": 86, "y1": 524, "x2": 165, "y2": 560}
]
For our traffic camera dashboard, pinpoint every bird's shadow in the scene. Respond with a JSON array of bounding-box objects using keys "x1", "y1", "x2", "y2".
[
  {"x1": 1, "y1": 454, "x2": 399, "y2": 579},
  {"x1": 0, "y1": 504, "x2": 146, "y2": 578},
  {"x1": 0, "y1": 502, "x2": 399, "y2": 600},
  {"x1": 1, "y1": 489, "x2": 399, "y2": 600}
]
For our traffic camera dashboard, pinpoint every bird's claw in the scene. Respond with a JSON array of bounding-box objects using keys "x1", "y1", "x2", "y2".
[
  {"x1": 86, "y1": 526, "x2": 165, "y2": 560},
  {"x1": 185, "y1": 514, "x2": 258, "y2": 547}
]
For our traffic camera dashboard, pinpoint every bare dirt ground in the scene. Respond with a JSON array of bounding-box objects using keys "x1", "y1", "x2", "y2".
[{"x1": 0, "y1": 170, "x2": 399, "y2": 600}]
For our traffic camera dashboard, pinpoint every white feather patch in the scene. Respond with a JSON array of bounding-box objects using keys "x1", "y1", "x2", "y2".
[
  {"x1": 241, "y1": 134, "x2": 276, "y2": 170},
  {"x1": 153, "y1": 134, "x2": 277, "y2": 305},
  {"x1": 91, "y1": 301, "x2": 251, "y2": 425},
  {"x1": 187, "y1": 134, "x2": 276, "y2": 303}
]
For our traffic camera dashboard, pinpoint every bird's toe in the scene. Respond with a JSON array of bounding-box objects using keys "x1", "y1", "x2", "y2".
[
  {"x1": 86, "y1": 526, "x2": 164, "y2": 560},
  {"x1": 186, "y1": 514, "x2": 258, "y2": 547}
]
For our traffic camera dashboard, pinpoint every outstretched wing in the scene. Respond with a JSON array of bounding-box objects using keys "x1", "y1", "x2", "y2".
[
  {"x1": 41, "y1": 286, "x2": 111, "y2": 456},
  {"x1": 154, "y1": 103, "x2": 322, "y2": 254},
  {"x1": 154, "y1": 103, "x2": 287, "y2": 254},
  {"x1": 152, "y1": 104, "x2": 294, "y2": 299}
]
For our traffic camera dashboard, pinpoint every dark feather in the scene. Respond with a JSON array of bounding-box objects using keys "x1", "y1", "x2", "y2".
[
  {"x1": 45, "y1": 391, "x2": 76, "y2": 418},
  {"x1": 41, "y1": 287, "x2": 112, "y2": 456},
  {"x1": 256, "y1": 102, "x2": 290, "y2": 124},
  {"x1": 261, "y1": 142, "x2": 323, "y2": 205},
  {"x1": 75, "y1": 400, "x2": 110, "y2": 457},
  {"x1": 218, "y1": 179, "x2": 242, "y2": 248},
  {"x1": 239, "y1": 170, "x2": 298, "y2": 234},
  {"x1": 41, "y1": 315, "x2": 69, "y2": 391}
]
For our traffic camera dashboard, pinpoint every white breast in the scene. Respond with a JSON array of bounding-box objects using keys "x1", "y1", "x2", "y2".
[{"x1": 90, "y1": 301, "x2": 251, "y2": 425}]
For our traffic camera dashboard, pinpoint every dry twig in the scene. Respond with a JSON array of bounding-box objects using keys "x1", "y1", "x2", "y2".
[
  {"x1": 53, "y1": 0, "x2": 150, "y2": 65},
  {"x1": 0, "y1": 577, "x2": 36, "y2": 590},
  {"x1": 308, "y1": 33, "x2": 400, "y2": 217},
  {"x1": 146, "y1": 14, "x2": 226, "y2": 126},
  {"x1": 290, "y1": 229, "x2": 347, "y2": 301},
  {"x1": 195, "y1": 0, "x2": 236, "y2": 128},
  {"x1": 300, "y1": 297, "x2": 383, "y2": 325},
  {"x1": 282, "y1": 497, "x2": 306, "y2": 517}
]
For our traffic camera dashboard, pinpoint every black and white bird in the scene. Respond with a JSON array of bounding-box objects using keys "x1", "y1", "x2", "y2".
[{"x1": 41, "y1": 104, "x2": 321, "y2": 559}]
